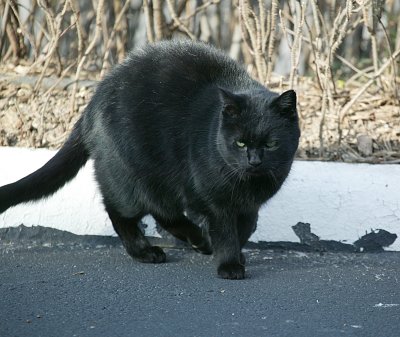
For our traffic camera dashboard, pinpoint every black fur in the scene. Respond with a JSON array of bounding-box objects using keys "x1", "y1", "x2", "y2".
[{"x1": 0, "y1": 41, "x2": 300, "y2": 279}]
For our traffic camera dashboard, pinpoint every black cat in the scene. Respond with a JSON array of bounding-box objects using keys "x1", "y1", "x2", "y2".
[{"x1": 0, "y1": 40, "x2": 300, "y2": 279}]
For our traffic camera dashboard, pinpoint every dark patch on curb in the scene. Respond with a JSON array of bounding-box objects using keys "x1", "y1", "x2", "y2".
[
  {"x1": 353, "y1": 229, "x2": 398, "y2": 252},
  {"x1": 0, "y1": 223, "x2": 186, "y2": 251},
  {"x1": 0, "y1": 222, "x2": 397, "y2": 253},
  {"x1": 0, "y1": 224, "x2": 120, "y2": 249},
  {"x1": 292, "y1": 222, "x2": 397, "y2": 253}
]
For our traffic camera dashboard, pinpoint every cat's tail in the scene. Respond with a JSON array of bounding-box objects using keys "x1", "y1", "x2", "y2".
[{"x1": 0, "y1": 118, "x2": 89, "y2": 214}]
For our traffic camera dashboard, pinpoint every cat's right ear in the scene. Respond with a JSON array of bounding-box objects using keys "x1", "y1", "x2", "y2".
[
  {"x1": 272, "y1": 90, "x2": 297, "y2": 120},
  {"x1": 219, "y1": 88, "x2": 242, "y2": 119}
]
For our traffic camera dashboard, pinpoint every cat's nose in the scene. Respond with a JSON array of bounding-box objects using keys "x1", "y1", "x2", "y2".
[{"x1": 248, "y1": 157, "x2": 262, "y2": 167}]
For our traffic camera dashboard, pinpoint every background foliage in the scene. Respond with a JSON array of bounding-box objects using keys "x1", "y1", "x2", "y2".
[{"x1": 0, "y1": 0, "x2": 399, "y2": 162}]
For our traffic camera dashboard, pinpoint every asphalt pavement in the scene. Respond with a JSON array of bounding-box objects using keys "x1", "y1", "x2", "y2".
[{"x1": 1, "y1": 241, "x2": 399, "y2": 337}]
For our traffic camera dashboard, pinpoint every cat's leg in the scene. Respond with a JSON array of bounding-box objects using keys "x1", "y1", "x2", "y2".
[
  {"x1": 236, "y1": 211, "x2": 259, "y2": 266},
  {"x1": 153, "y1": 214, "x2": 212, "y2": 255},
  {"x1": 208, "y1": 214, "x2": 244, "y2": 280},
  {"x1": 106, "y1": 206, "x2": 166, "y2": 263}
]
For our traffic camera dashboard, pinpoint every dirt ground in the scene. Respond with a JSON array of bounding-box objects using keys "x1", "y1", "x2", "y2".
[{"x1": 1, "y1": 64, "x2": 399, "y2": 163}]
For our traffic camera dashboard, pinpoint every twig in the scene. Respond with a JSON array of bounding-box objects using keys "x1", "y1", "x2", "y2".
[
  {"x1": 288, "y1": 0, "x2": 305, "y2": 89},
  {"x1": 377, "y1": 16, "x2": 399, "y2": 111},
  {"x1": 339, "y1": 47, "x2": 400, "y2": 124},
  {"x1": 239, "y1": 0, "x2": 270, "y2": 82},
  {"x1": 142, "y1": 0, "x2": 155, "y2": 42},
  {"x1": 335, "y1": 54, "x2": 372, "y2": 80},
  {"x1": 70, "y1": 0, "x2": 105, "y2": 113},
  {"x1": 0, "y1": 0, "x2": 10, "y2": 58},
  {"x1": 266, "y1": 0, "x2": 278, "y2": 83},
  {"x1": 100, "y1": 0, "x2": 130, "y2": 78},
  {"x1": 69, "y1": 0, "x2": 84, "y2": 64},
  {"x1": 181, "y1": 0, "x2": 220, "y2": 22},
  {"x1": 7, "y1": 0, "x2": 37, "y2": 59},
  {"x1": 166, "y1": 0, "x2": 195, "y2": 40},
  {"x1": 361, "y1": 0, "x2": 382, "y2": 89},
  {"x1": 153, "y1": 0, "x2": 164, "y2": 41},
  {"x1": 34, "y1": 0, "x2": 69, "y2": 92}
]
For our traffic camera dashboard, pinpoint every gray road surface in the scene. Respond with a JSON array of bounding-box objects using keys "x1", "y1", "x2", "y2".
[{"x1": 1, "y1": 245, "x2": 399, "y2": 337}]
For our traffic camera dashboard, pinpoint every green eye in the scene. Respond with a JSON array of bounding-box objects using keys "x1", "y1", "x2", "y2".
[
  {"x1": 266, "y1": 140, "x2": 278, "y2": 149},
  {"x1": 235, "y1": 140, "x2": 246, "y2": 148}
]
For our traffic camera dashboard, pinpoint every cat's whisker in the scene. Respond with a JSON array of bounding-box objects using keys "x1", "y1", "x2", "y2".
[{"x1": 268, "y1": 170, "x2": 279, "y2": 190}]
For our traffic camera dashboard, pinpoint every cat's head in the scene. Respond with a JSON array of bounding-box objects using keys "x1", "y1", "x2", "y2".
[{"x1": 216, "y1": 87, "x2": 300, "y2": 177}]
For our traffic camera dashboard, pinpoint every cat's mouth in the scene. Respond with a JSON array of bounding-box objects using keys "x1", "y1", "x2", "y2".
[{"x1": 245, "y1": 168, "x2": 267, "y2": 177}]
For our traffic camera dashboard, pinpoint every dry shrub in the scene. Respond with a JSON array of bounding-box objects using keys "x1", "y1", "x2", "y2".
[{"x1": 0, "y1": 0, "x2": 399, "y2": 162}]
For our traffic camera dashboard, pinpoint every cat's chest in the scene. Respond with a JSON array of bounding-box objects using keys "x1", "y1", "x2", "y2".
[
  {"x1": 187, "y1": 173, "x2": 275, "y2": 211},
  {"x1": 231, "y1": 180, "x2": 274, "y2": 207}
]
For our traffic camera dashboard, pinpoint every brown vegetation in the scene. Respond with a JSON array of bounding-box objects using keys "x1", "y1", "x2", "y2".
[{"x1": 0, "y1": 0, "x2": 399, "y2": 163}]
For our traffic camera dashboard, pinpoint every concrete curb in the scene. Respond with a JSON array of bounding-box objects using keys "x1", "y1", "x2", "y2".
[{"x1": 1, "y1": 147, "x2": 399, "y2": 250}]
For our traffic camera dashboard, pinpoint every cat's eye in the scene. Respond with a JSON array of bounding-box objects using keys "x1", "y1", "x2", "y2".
[
  {"x1": 265, "y1": 140, "x2": 278, "y2": 150},
  {"x1": 235, "y1": 140, "x2": 246, "y2": 148}
]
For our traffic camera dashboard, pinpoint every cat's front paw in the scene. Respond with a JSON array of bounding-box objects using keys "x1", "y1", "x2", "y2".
[
  {"x1": 136, "y1": 246, "x2": 166, "y2": 263},
  {"x1": 190, "y1": 238, "x2": 213, "y2": 255},
  {"x1": 217, "y1": 262, "x2": 245, "y2": 280}
]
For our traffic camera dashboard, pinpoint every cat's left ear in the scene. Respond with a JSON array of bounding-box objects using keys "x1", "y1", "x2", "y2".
[
  {"x1": 272, "y1": 90, "x2": 297, "y2": 119},
  {"x1": 219, "y1": 88, "x2": 243, "y2": 119}
]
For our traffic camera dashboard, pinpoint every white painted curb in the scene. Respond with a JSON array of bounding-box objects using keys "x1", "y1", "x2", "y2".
[{"x1": 0, "y1": 147, "x2": 399, "y2": 250}]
